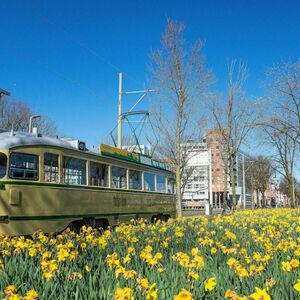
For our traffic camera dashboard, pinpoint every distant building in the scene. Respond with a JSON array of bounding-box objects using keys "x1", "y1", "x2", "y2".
[
  {"x1": 181, "y1": 129, "x2": 252, "y2": 210},
  {"x1": 122, "y1": 144, "x2": 152, "y2": 156},
  {"x1": 254, "y1": 178, "x2": 289, "y2": 207},
  {"x1": 204, "y1": 128, "x2": 252, "y2": 209},
  {"x1": 181, "y1": 142, "x2": 209, "y2": 209}
]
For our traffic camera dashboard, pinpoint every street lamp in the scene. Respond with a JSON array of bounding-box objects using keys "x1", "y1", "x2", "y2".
[
  {"x1": 29, "y1": 115, "x2": 41, "y2": 133},
  {"x1": 0, "y1": 88, "x2": 10, "y2": 99}
]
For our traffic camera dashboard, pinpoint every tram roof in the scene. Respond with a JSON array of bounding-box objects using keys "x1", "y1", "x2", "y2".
[
  {"x1": 0, "y1": 131, "x2": 83, "y2": 151},
  {"x1": 0, "y1": 131, "x2": 173, "y2": 172}
]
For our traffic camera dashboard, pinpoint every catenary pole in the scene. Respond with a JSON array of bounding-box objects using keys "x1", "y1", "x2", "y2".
[
  {"x1": 209, "y1": 147, "x2": 213, "y2": 207},
  {"x1": 242, "y1": 153, "x2": 246, "y2": 209},
  {"x1": 117, "y1": 72, "x2": 123, "y2": 148}
]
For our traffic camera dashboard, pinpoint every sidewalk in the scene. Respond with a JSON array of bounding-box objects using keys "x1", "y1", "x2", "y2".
[{"x1": 182, "y1": 208, "x2": 224, "y2": 218}]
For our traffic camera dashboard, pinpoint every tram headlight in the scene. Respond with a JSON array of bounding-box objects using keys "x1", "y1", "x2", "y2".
[{"x1": 0, "y1": 215, "x2": 9, "y2": 223}]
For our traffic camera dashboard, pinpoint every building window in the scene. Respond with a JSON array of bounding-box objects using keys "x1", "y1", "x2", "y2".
[
  {"x1": 63, "y1": 156, "x2": 86, "y2": 185},
  {"x1": 0, "y1": 153, "x2": 7, "y2": 178},
  {"x1": 90, "y1": 161, "x2": 108, "y2": 187},
  {"x1": 129, "y1": 170, "x2": 142, "y2": 190},
  {"x1": 144, "y1": 172, "x2": 155, "y2": 191},
  {"x1": 9, "y1": 153, "x2": 38, "y2": 180},
  {"x1": 168, "y1": 178, "x2": 175, "y2": 193},
  {"x1": 156, "y1": 175, "x2": 166, "y2": 192},
  {"x1": 111, "y1": 166, "x2": 127, "y2": 189},
  {"x1": 44, "y1": 153, "x2": 59, "y2": 183}
]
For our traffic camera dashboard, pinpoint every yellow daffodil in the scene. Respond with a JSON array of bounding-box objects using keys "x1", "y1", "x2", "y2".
[
  {"x1": 250, "y1": 287, "x2": 271, "y2": 300},
  {"x1": 173, "y1": 289, "x2": 193, "y2": 300},
  {"x1": 294, "y1": 279, "x2": 300, "y2": 292},
  {"x1": 205, "y1": 277, "x2": 216, "y2": 291},
  {"x1": 114, "y1": 287, "x2": 134, "y2": 300},
  {"x1": 4, "y1": 285, "x2": 18, "y2": 296},
  {"x1": 188, "y1": 271, "x2": 199, "y2": 280},
  {"x1": 146, "y1": 283, "x2": 158, "y2": 300},
  {"x1": 211, "y1": 247, "x2": 217, "y2": 254},
  {"x1": 24, "y1": 289, "x2": 38, "y2": 300},
  {"x1": 137, "y1": 278, "x2": 149, "y2": 289},
  {"x1": 224, "y1": 289, "x2": 237, "y2": 299}
]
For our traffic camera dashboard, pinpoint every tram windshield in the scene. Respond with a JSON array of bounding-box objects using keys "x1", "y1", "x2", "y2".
[
  {"x1": 0, "y1": 153, "x2": 7, "y2": 178},
  {"x1": 9, "y1": 153, "x2": 38, "y2": 180}
]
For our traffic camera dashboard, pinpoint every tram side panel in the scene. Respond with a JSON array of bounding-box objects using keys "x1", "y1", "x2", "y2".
[{"x1": 0, "y1": 183, "x2": 175, "y2": 235}]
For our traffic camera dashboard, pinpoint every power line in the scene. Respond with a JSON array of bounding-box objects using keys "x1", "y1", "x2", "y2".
[
  {"x1": 17, "y1": 0, "x2": 142, "y2": 86},
  {"x1": 0, "y1": 36, "x2": 102, "y2": 99}
]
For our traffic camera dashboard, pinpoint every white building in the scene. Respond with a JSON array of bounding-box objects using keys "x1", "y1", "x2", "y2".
[
  {"x1": 122, "y1": 144, "x2": 151, "y2": 156},
  {"x1": 181, "y1": 142, "x2": 210, "y2": 209}
]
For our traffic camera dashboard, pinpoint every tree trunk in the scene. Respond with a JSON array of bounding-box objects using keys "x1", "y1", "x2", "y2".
[
  {"x1": 230, "y1": 153, "x2": 237, "y2": 211},
  {"x1": 261, "y1": 191, "x2": 266, "y2": 207},
  {"x1": 176, "y1": 164, "x2": 182, "y2": 217},
  {"x1": 222, "y1": 146, "x2": 229, "y2": 213},
  {"x1": 175, "y1": 103, "x2": 183, "y2": 217},
  {"x1": 255, "y1": 189, "x2": 259, "y2": 207},
  {"x1": 288, "y1": 173, "x2": 295, "y2": 209}
]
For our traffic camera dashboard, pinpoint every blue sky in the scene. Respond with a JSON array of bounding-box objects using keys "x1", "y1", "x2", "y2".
[{"x1": 1, "y1": 0, "x2": 300, "y2": 147}]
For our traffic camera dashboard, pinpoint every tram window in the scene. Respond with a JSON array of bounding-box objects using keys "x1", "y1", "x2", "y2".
[
  {"x1": 167, "y1": 178, "x2": 175, "y2": 194},
  {"x1": 63, "y1": 156, "x2": 86, "y2": 185},
  {"x1": 129, "y1": 170, "x2": 142, "y2": 190},
  {"x1": 9, "y1": 153, "x2": 38, "y2": 180},
  {"x1": 156, "y1": 175, "x2": 166, "y2": 192},
  {"x1": 144, "y1": 172, "x2": 155, "y2": 191},
  {"x1": 0, "y1": 153, "x2": 7, "y2": 178},
  {"x1": 44, "y1": 153, "x2": 59, "y2": 183},
  {"x1": 111, "y1": 166, "x2": 127, "y2": 189},
  {"x1": 90, "y1": 162, "x2": 108, "y2": 187}
]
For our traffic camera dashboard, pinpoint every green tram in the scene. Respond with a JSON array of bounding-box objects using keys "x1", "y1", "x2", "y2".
[{"x1": 0, "y1": 131, "x2": 176, "y2": 235}]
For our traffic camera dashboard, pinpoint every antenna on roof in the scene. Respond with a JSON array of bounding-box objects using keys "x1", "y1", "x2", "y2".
[
  {"x1": 10, "y1": 123, "x2": 15, "y2": 136},
  {"x1": 29, "y1": 115, "x2": 41, "y2": 133}
]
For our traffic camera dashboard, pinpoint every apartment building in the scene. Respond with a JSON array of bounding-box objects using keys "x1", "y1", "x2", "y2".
[
  {"x1": 181, "y1": 142, "x2": 209, "y2": 209},
  {"x1": 204, "y1": 128, "x2": 227, "y2": 208},
  {"x1": 180, "y1": 128, "x2": 253, "y2": 210}
]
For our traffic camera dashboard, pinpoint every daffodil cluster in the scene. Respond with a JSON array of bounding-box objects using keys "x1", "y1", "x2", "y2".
[{"x1": 0, "y1": 209, "x2": 300, "y2": 299}]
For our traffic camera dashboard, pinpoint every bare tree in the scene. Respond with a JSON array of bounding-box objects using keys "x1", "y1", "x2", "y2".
[
  {"x1": 0, "y1": 96, "x2": 57, "y2": 136},
  {"x1": 245, "y1": 156, "x2": 273, "y2": 207},
  {"x1": 279, "y1": 176, "x2": 300, "y2": 206},
  {"x1": 265, "y1": 60, "x2": 300, "y2": 142},
  {"x1": 149, "y1": 20, "x2": 212, "y2": 217},
  {"x1": 260, "y1": 113, "x2": 297, "y2": 208},
  {"x1": 211, "y1": 60, "x2": 256, "y2": 212},
  {"x1": 259, "y1": 61, "x2": 300, "y2": 209}
]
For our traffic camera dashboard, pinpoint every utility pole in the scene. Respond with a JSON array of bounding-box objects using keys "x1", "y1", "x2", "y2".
[
  {"x1": 209, "y1": 147, "x2": 213, "y2": 207},
  {"x1": 117, "y1": 72, "x2": 123, "y2": 148},
  {"x1": 242, "y1": 153, "x2": 246, "y2": 209},
  {"x1": 116, "y1": 72, "x2": 154, "y2": 149},
  {"x1": 0, "y1": 89, "x2": 10, "y2": 130}
]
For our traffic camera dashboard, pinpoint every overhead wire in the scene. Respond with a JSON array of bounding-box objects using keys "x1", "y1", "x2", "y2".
[
  {"x1": 0, "y1": 35, "x2": 103, "y2": 99},
  {"x1": 16, "y1": 0, "x2": 143, "y2": 86}
]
